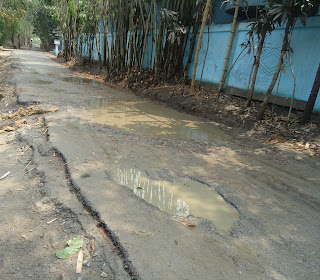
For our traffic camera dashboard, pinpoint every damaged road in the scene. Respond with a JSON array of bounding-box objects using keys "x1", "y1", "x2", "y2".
[{"x1": 2, "y1": 49, "x2": 320, "y2": 280}]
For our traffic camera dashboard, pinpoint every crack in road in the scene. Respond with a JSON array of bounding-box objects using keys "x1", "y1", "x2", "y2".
[{"x1": 17, "y1": 116, "x2": 140, "y2": 280}]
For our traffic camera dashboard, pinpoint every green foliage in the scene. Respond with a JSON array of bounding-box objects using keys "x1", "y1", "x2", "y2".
[
  {"x1": 0, "y1": 0, "x2": 35, "y2": 46},
  {"x1": 267, "y1": 0, "x2": 319, "y2": 27},
  {"x1": 32, "y1": 1, "x2": 57, "y2": 50}
]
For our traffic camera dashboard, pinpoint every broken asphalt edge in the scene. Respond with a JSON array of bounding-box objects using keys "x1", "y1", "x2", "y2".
[
  {"x1": 51, "y1": 147, "x2": 141, "y2": 280},
  {"x1": 16, "y1": 116, "x2": 141, "y2": 280},
  {"x1": 15, "y1": 117, "x2": 140, "y2": 280},
  {"x1": 42, "y1": 121, "x2": 141, "y2": 279}
]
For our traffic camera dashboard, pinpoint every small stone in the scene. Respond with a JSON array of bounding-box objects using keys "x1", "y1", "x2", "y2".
[
  {"x1": 41, "y1": 197, "x2": 51, "y2": 204},
  {"x1": 93, "y1": 253, "x2": 98, "y2": 257},
  {"x1": 101, "y1": 272, "x2": 108, "y2": 278},
  {"x1": 86, "y1": 262, "x2": 91, "y2": 268},
  {"x1": 77, "y1": 278, "x2": 83, "y2": 280}
]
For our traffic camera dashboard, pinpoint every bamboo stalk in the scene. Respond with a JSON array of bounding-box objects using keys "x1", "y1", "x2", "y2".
[
  {"x1": 190, "y1": 0, "x2": 212, "y2": 95},
  {"x1": 246, "y1": 28, "x2": 267, "y2": 106},
  {"x1": 218, "y1": 0, "x2": 240, "y2": 93}
]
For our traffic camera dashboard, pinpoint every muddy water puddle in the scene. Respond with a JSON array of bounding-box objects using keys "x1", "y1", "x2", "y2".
[
  {"x1": 30, "y1": 79, "x2": 53, "y2": 84},
  {"x1": 62, "y1": 77, "x2": 101, "y2": 87},
  {"x1": 88, "y1": 97, "x2": 227, "y2": 145},
  {"x1": 115, "y1": 168, "x2": 239, "y2": 233}
]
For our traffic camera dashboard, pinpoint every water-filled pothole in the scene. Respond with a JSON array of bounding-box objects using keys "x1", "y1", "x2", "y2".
[
  {"x1": 115, "y1": 168, "x2": 239, "y2": 233},
  {"x1": 88, "y1": 97, "x2": 227, "y2": 145},
  {"x1": 30, "y1": 79, "x2": 53, "y2": 84},
  {"x1": 62, "y1": 77, "x2": 101, "y2": 87}
]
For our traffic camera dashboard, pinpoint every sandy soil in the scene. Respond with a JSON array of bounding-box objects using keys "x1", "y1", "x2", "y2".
[{"x1": 1, "y1": 49, "x2": 320, "y2": 280}]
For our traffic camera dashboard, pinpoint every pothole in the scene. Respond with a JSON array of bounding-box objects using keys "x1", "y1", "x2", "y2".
[
  {"x1": 30, "y1": 79, "x2": 53, "y2": 84},
  {"x1": 62, "y1": 77, "x2": 101, "y2": 87},
  {"x1": 115, "y1": 167, "x2": 239, "y2": 234},
  {"x1": 87, "y1": 97, "x2": 227, "y2": 145}
]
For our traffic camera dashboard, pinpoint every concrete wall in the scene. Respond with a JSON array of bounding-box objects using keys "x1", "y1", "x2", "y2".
[{"x1": 186, "y1": 16, "x2": 320, "y2": 112}]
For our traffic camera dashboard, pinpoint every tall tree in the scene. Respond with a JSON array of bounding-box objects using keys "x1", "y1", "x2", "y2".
[
  {"x1": 0, "y1": 0, "x2": 27, "y2": 48},
  {"x1": 33, "y1": 0, "x2": 57, "y2": 51}
]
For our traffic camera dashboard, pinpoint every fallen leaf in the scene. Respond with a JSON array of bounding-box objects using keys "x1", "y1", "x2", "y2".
[
  {"x1": 274, "y1": 135, "x2": 287, "y2": 143},
  {"x1": 1, "y1": 105, "x2": 59, "y2": 120},
  {"x1": 56, "y1": 238, "x2": 84, "y2": 259},
  {"x1": 0, "y1": 171, "x2": 10, "y2": 180},
  {"x1": 172, "y1": 218, "x2": 196, "y2": 227},
  {"x1": 15, "y1": 119, "x2": 27, "y2": 126},
  {"x1": 0, "y1": 126, "x2": 16, "y2": 133}
]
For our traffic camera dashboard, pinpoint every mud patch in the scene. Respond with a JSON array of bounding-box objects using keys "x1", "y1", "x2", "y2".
[
  {"x1": 30, "y1": 79, "x2": 53, "y2": 84},
  {"x1": 115, "y1": 168, "x2": 239, "y2": 233},
  {"x1": 62, "y1": 77, "x2": 101, "y2": 87},
  {"x1": 87, "y1": 97, "x2": 227, "y2": 145}
]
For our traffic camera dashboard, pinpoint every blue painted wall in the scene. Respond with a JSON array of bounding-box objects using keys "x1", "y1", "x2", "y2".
[
  {"x1": 186, "y1": 16, "x2": 320, "y2": 111},
  {"x1": 75, "y1": 5, "x2": 320, "y2": 112}
]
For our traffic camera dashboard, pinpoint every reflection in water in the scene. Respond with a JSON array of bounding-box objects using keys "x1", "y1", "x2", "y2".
[
  {"x1": 62, "y1": 77, "x2": 101, "y2": 87},
  {"x1": 30, "y1": 79, "x2": 53, "y2": 84},
  {"x1": 88, "y1": 97, "x2": 226, "y2": 145},
  {"x1": 115, "y1": 168, "x2": 239, "y2": 233}
]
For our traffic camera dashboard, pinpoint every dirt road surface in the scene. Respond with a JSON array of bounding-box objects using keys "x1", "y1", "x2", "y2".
[{"x1": 1, "y1": 49, "x2": 320, "y2": 280}]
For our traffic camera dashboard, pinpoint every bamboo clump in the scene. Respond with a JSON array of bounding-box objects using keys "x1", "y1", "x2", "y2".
[{"x1": 56, "y1": 0, "x2": 212, "y2": 85}]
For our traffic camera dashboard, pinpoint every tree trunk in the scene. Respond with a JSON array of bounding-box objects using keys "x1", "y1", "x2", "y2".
[
  {"x1": 17, "y1": 33, "x2": 21, "y2": 49},
  {"x1": 11, "y1": 35, "x2": 16, "y2": 49},
  {"x1": 190, "y1": 0, "x2": 211, "y2": 95},
  {"x1": 247, "y1": 28, "x2": 267, "y2": 106},
  {"x1": 257, "y1": 15, "x2": 295, "y2": 120},
  {"x1": 301, "y1": 63, "x2": 320, "y2": 123},
  {"x1": 103, "y1": 32, "x2": 107, "y2": 66}
]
